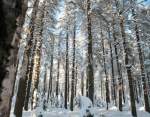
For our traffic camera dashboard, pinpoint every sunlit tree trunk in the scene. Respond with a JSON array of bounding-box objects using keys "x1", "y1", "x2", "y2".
[
  {"x1": 31, "y1": 1, "x2": 45, "y2": 109},
  {"x1": 24, "y1": 0, "x2": 40, "y2": 110},
  {"x1": 14, "y1": 0, "x2": 38, "y2": 115}
]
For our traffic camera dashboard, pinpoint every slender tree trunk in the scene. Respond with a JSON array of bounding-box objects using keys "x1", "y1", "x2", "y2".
[
  {"x1": 86, "y1": 74, "x2": 89, "y2": 97},
  {"x1": 43, "y1": 68, "x2": 47, "y2": 110},
  {"x1": 47, "y1": 36, "x2": 55, "y2": 102},
  {"x1": 101, "y1": 77, "x2": 103, "y2": 100},
  {"x1": 134, "y1": 79, "x2": 139, "y2": 103},
  {"x1": 81, "y1": 72, "x2": 84, "y2": 96},
  {"x1": 135, "y1": 21, "x2": 150, "y2": 113},
  {"x1": 108, "y1": 29, "x2": 117, "y2": 106},
  {"x1": 24, "y1": 0, "x2": 40, "y2": 110},
  {"x1": 120, "y1": 16, "x2": 137, "y2": 117},
  {"x1": 67, "y1": 59, "x2": 70, "y2": 102},
  {"x1": 43, "y1": 68, "x2": 47, "y2": 97},
  {"x1": 74, "y1": 66, "x2": 77, "y2": 97},
  {"x1": 112, "y1": 14, "x2": 123, "y2": 111},
  {"x1": 70, "y1": 25, "x2": 76, "y2": 111},
  {"x1": 147, "y1": 72, "x2": 150, "y2": 92},
  {"x1": 101, "y1": 31, "x2": 110, "y2": 110},
  {"x1": 137, "y1": 76, "x2": 142, "y2": 97},
  {"x1": 130, "y1": 0, "x2": 150, "y2": 111},
  {"x1": 120, "y1": 63, "x2": 126, "y2": 103},
  {"x1": 64, "y1": 32, "x2": 69, "y2": 109},
  {"x1": 31, "y1": 1, "x2": 45, "y2": 109},
  {"x1": 87, "y1": 0, "x2": 94, "y2": 103},
  {"x1": 56, "y1": 39, "x2": 61, "y2": 97}
]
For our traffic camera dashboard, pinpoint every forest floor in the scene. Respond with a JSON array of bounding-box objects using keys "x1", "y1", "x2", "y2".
[{"x1": 10, "y1": 106, "x2": 150, "y2": 117}]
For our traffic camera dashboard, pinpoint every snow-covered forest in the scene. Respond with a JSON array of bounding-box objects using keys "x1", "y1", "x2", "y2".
[{"x1": 0, "y1": 0, "x2": 150, "y2": 117}]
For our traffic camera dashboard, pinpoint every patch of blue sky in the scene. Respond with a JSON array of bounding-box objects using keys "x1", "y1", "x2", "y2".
[
  {"x1": 139, "y1": 0, "x2": 150, "y2": 6},
  {"x1": 144, "y1": 1, "x2": 150, "y2": 7}
]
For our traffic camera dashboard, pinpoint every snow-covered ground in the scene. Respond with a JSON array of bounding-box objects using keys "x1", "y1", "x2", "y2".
[
  {"x1": 10, "y1": 96, "x2": 150, "y2": 117},
  {"x1": 10, "y1": 106, "x2": 150, "y2": 117}
]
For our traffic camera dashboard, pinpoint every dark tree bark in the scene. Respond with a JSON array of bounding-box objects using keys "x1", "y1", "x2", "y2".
[
  {"x1": 64, "y1": 32, "x2": 69, "y2": 109},
  {"x1": 130, "y1": 0, "x2": 150, "y2": 111},
  {"x1": 86, "y1": 73, "x2": 89, "y2": 97},
  {"x1": 87, "y1": 0, "x2": 94, "y2": 103},
  {"x1": 135, "y1": 20, "x2": 150, "y2": 113},
  {"x1": 67, "y1": 50, "x2": 70, "y2": 102},
  {"x1": 0, "y1": 0, "x2": 28, "y2": 116},
  {"x1": 14, "y1": 52, "x2": 29, "y2": 117},
  {"x1": 0, "y1": 0, "x2": 8, "y2": 91},
  {"x1": 70, "y1": 25, "x2": 76, "y2": 111},
  {"x1": 112, "y1": 14, "x2": 123, "y2": 111},
  {"x1": 81, "y1": 71, "x2": 84, "y2": 96},
  {"x1": 119, "y1": 63, "x2": 126, "y2": 104},
  {"x1": 108, "y1": 29, "x2": 117, "y2": 106},
  {"x1": 101, "y1": 76, "x2": 103, "y2": 100},
  {"x1": 56, "y1": 38, "x2": 61, "y2": 97},
  {"x1": 74, "y1": 65, "x2": 78, "y2": 97},
  {"x1": 120, "y1": 16, "x2": 137, "y2": 117}
]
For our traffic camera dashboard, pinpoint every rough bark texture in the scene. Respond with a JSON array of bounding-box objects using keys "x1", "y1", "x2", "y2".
[
  {"x1": 108, "y1": 29, "x2": 117, "y2": 106},
  {"x1": 130, "y1": 0, "x2": 150, "y2": 112},
  {"x1": 14, "y1": 52, "x2": 29, "y2": 117},
  {"x1": 112, "y1": 14, "x2": 123, "y2": 111},
  {"x1": 23, "y1": 0, "x2": 40, "y2": 111},
  {"x1": 120, "y1": 16, "x2": 137, "y2": 117},
  {"x1": 135, "y1": 22, "x2": 150, "y2": 113},
  {"x1": 31, "y1": 1, "x2": 45, "y2": 109},
  {"x1": 87, "y1": 0, "x2": 94, "y2": 103},
  {"x1": 0, "y1": 0, "x2": 27, "y2": 116},
  {"x1": 101, "y1": 31, "x2": 110, "y2": 110}
]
